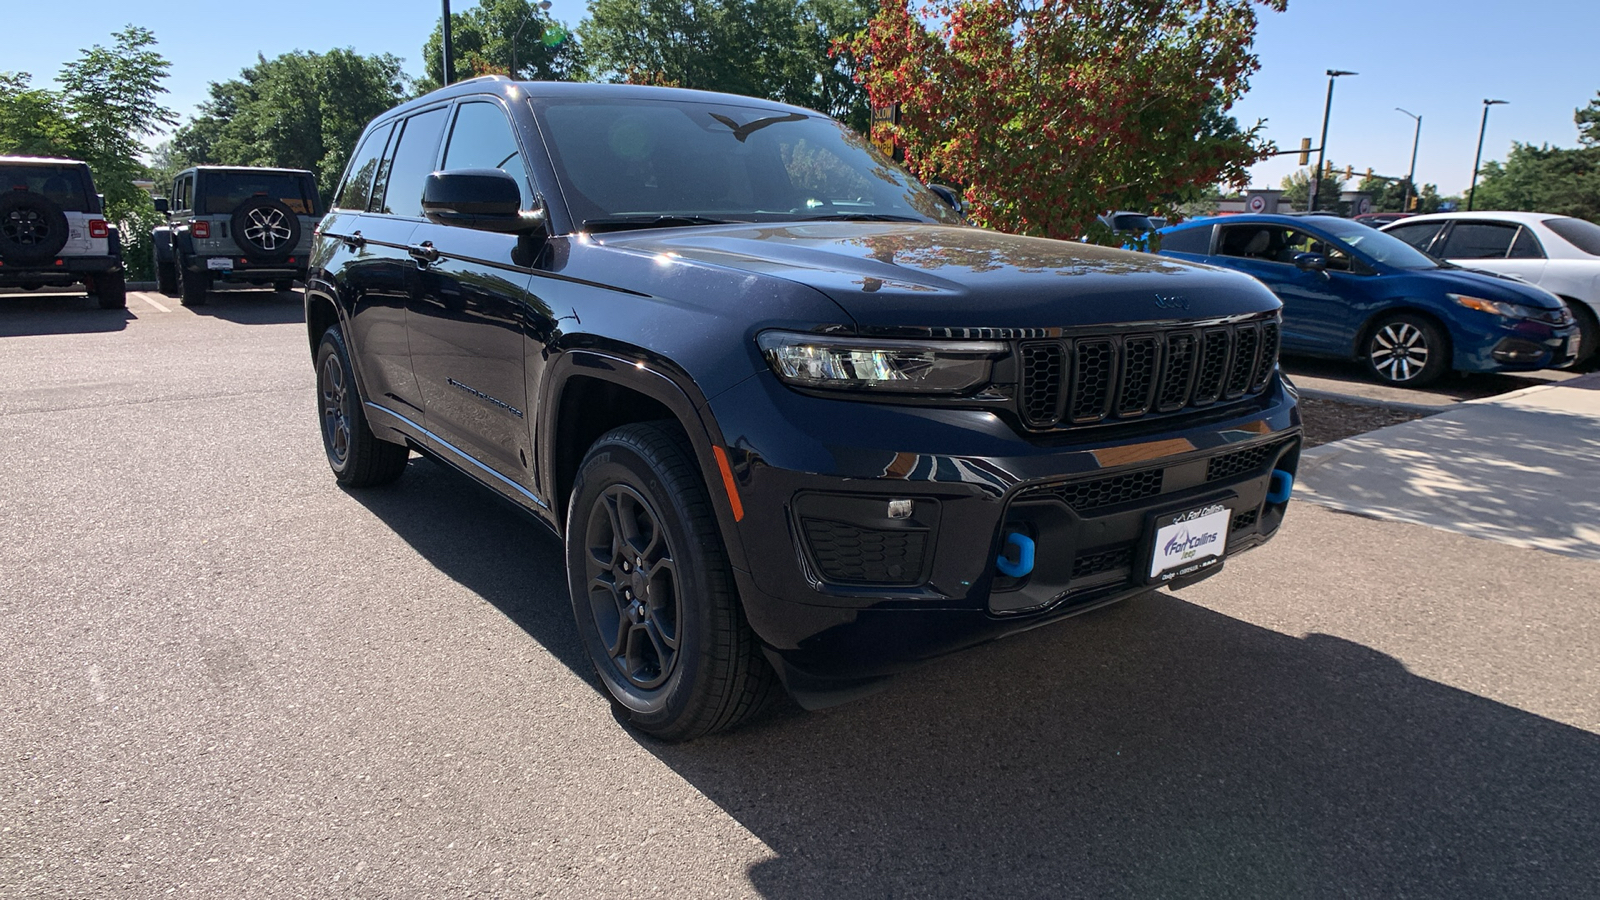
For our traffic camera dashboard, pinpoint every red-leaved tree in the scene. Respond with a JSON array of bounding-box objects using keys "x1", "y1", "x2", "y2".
[{"x1": 846, "y1": 0, "x2": 1286, "y2": 240}]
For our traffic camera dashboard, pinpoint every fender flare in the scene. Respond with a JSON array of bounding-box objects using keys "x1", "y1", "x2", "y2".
[
  {"x1": 540, "y1": 348, "x2": 751, "y2": 573},
  {"x1": 151, "y1": 226, "x2": 176, "y2": 263}
]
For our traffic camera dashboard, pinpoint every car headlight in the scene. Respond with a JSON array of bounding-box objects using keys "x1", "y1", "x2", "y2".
[
  {"x1": 1450, "y1": 293, "x2": 1571, "y2": 325},
  {"x1": 757, "y1": 330, "x2": 1006, "y2": 394}
]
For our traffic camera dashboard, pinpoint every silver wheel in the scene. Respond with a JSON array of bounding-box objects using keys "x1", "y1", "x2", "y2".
[
  {"x1": 242, "y1": 207, "x2": 293, "y2": 252},
  {"x1": 1369, "y1": 321, "x2": 1430, "y2": 383}
]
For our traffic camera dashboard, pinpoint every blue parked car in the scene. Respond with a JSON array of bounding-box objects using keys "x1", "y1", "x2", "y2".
[{"x1": 1157, "y1": 214, "x2": 1578, "y2": 386}]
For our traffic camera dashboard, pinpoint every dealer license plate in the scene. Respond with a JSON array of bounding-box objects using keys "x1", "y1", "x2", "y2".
[
  {"x1": 1148, "y1": 503, "x2": 1230, "y2": 582},
  {"x1": 207, "y1": 257, "x2": 234, "y2": 270}
]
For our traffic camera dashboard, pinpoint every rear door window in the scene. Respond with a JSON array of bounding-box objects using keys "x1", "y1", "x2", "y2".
[
  {"x1": 0, "y1": 164, "x2": 91, "y2": 211},
  {"x1": 1158, "y1": 225, "x2": 1211, "y2": 254},
  {"x1": 1440, "y1": 222, "x2": 1518, "y2": 259},
  {"x1": 1384, "y1": 221, "x2": 1444, "y2": 253},
  {"x1": 373, "y1": 107, "x2": 449, "y2": 219},
  {"x1": 199, "y1": 172, "x2": 318, "y2": 216}
]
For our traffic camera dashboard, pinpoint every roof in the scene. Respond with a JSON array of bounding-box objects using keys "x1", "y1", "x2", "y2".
[
  {"x1": 377, "y1": 75, "x2": 816, "y2": 125},
  {"x1": 0, "y1": 155, "x2": 89, "y2": 167},
  {"x1": 1391, "y1": 210, "x2": 1560, "y2": 225},
  {"x1": 182, "y1": 165, "x2": 316, "y2": 176},
  {"x1": 1162, "y1": 213, "x2": 1353, "y2": 230}
]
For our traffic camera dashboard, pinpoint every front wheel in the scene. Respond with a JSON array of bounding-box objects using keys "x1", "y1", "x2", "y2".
[
  {"x1": 154, "y1": 245, "x2": 177, "y2": 295},
  {"x1": 94, "y1": 270, "x2": 126, "y2": 310},
  {"x1": 1365, "y1": 313, "x2": 1448, "y2": 387},
  {"x1": 566, "y1": 422, "x2": 777, "y2": 742},
  {"x1": 177, "y1": 256, "x2": 209, "y2": 307},
  {"x1": 314, "y1": 326, "x2": 410, "y2": 487}
]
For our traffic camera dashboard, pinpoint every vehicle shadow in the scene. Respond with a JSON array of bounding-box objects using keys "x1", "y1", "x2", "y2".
[
  {"x1": 1282, "y1": 354, "x2": 1568, "y2": 401},
  {"x1": 651, "y1": 594, "x2": 1600, "y2": 899},
  {"x1": 1298, "y1": 401, "x2": 1600, "y2": 560},
  {"x1": 0, "y1": 292, "x2": 131, "y2": 335},
  {"x1": 189, "y1": 288, "x2": 306, "y2": 326},
  {"x1": 350, "y1": 457, "x2": 1600, "y2": 898}
]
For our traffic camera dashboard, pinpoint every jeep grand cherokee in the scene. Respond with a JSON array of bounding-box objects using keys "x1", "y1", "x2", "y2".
[{"x1": 306, "y1": 77, "x2": 1302, "y2": 740}]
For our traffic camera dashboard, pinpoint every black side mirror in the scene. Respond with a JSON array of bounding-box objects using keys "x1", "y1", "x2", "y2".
[
  {"x1": 927, "y1": 183, "x2": 963, "y2": 214},
  {"x1": 1293, "y1": 252, "x2": 1327, "y2": 272},
  {"x1": 422, "y1": 169, "x2": 544, "y2": 234},
  {"x1": 153, "y1": 197, "x2": 169, "y2": 214}
]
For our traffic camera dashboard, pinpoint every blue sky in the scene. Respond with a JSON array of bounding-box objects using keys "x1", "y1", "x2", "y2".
[{"x1": 6, "y1": 0, "x2": 1597, "y2": 196}]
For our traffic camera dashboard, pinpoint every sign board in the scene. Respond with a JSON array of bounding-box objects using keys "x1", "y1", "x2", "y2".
[
  {"x1": 1247, "y1": 195, "x2": 1266, "y2": 213},
  {"x1": 1358, "y1": 197, "x2": 1373, "y2": 215},
  {"x1": 871, "y1": 103, "x2": 899, "y2": 158}
]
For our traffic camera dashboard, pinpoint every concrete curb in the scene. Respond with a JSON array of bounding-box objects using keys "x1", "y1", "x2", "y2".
[
  {"x1": 1293, "y1": 386, "x2": 1444, "y2": 417},
  {"x1": 127, "y1": 282, "x2": 156, "y2": 291}
]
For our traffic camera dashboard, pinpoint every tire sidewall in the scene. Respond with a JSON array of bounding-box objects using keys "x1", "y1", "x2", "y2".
[
  {"x1": 229, "y1": 198, "x2": 301, "y2": 265},
  {"x1": 566, "y1": 439, "x2": 715, "y2": 729},
  {"x1": 315, "y1": 329, "x2": 359, "y2": 478}
]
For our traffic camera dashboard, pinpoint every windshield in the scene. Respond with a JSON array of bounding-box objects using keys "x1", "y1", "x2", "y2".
[
  {"x1": 1312, "y1": 217, "x2": 1439, "y2": 269},
  {"x1": 199, "y1": 172, "x2": 318, "y2": 216},
  {"x1": 533, "y1": 99, "x2": 962, "y2": 230},
  {"x1": 1545, "y1": 217, "x2": 1600, "y2": 256},
  {"x1": 0, "y1": 164, "x2": 91, "y2": 212}
]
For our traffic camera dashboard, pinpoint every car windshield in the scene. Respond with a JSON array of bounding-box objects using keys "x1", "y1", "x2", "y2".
[
  {"x1": 199, "y1": 172, "x2": 318, "y2": 216},
  {"x1": 1312, "y1": 217, "x2": 1439, "y2": 269},
  {"x1": 1544, "y1": 217, "x2": 1600, "y2": 256},
  {"x1": 532, "y1": 98, "x2": 962, "y2": 230},
  {"x1": 0, "y1": 164, "x2": 91, "y2": 211}
]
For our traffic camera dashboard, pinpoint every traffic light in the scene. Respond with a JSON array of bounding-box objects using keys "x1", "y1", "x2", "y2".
[
  {"x1": 1344, "y1": 165, "x2": 1353, "y2": 180},
  {"x1": 1298, "y1": 138, "x2": 1311, "y2": 166},
  {"x1": 1366, "y1": 168, "x2": 1374, "y2": 181}
]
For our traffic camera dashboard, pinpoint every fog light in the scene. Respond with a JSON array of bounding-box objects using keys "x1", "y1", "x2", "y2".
[{"x1": 887, "y1": 499, "x2": 913, "y2": 519}]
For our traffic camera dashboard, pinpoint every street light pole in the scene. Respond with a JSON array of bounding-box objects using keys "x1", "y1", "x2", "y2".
[
  {"x1": 511, "y1": 0, "x2": 555, "y2": 80},
  {"x1": 1396, "y1": 108, "x2": 1422, "y2": 213},
  {"x1": 1310, "y1": 69, "x2": 1357, "y2": 213},
  {"x1": 1468, "y1": 99, "x2": 1508, "y2": 212},
  {"x1": 441, "y1": 0, "x2": 454, "y2": 86}
]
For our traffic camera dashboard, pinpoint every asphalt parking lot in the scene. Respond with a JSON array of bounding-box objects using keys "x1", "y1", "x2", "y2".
[{"x1": 3, "y1": 289, "x2": 1598, "y2": 899}]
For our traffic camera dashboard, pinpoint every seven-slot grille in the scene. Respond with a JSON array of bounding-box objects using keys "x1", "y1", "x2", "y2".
[{"x1": 1017, "y1": 319, "x2": 1280, "y2": 429}]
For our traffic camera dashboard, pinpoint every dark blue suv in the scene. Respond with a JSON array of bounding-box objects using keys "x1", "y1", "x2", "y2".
[
  {"x1": 1158, "y1": 214, "x2": 1577, "y2": 386},
  {"x1": 307, "y1": 77, "x2": 1301, "y2": 739}
]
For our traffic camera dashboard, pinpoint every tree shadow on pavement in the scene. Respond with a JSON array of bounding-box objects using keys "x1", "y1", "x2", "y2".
[
  {"x1": 651, "y1": 594, "x2": 1600, "y2": 899},
  {"x1": 0, "y1": 293, "x2": 130, "y2": 335},
  {"x1": 190, "y1": 288, "x2": 306, "y2": 326},
  {"x1": 1299, "y1": 403, "x2": 1600, "y2": 560}
]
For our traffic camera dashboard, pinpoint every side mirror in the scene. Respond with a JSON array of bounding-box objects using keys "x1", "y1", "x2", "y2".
[
  {"x1": 1293, "y1": 252, "x2": 1327, "y2": 272},
  {"x1": 422, "y1": 169, "x2": 544, "y2": 234},
  {"x1": 153, "y1": 197, "x2": 169, "y2": 214},
  {"x1": 927, "y1": 183, "x2": 963, "y2": 213}
]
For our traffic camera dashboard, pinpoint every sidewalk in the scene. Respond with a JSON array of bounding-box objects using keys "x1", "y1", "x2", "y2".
[{"x1": 1295, "y1": 372, "x2": 1600, "y2": 561}]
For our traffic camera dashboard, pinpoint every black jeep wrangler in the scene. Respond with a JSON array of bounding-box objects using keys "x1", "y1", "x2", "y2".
[
  {"x1": 152, "y1": 166, "x2": 321, "y2": 306},
  {"x1": 0, "y1": 156, "x2": 125, "y2": 309},
  {"x1": 307, "y1": 78, "x2": 1302, "y2": 740}
]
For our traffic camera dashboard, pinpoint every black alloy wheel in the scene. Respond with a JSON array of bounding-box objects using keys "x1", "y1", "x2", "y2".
[
  {"x1": 314, "y1": 326, "x2": 409, "y2": 487},
  {"x1": 0, "y1": 192, "x2": 70, "y2": 265},
  {"x1": 1365, "y1": 313, "x2": 1447, "y2": 387},
  {"x1": 567, "y1": 422, "x2": 777, "y2": 741}
]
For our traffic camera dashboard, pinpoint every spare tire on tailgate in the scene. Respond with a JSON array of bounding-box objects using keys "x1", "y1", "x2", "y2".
[
  {"x1": 229, "y1": 196, "x2": 301, "y2": 264},
  {"x1": 0, "y1": 192, "x2": 70, "y2": 265}
]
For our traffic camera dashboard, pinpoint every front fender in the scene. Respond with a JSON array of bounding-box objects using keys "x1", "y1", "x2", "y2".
[{"x1": 151, "y1": 227, "x2": 175, "y2": 262}]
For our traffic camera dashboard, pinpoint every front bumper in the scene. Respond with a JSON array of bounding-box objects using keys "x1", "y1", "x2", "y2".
[
  {"x1": 0, "y1": 254, "x2": 122, "y2": 286},
  {"x1": 1456, "y1": 319, "x2": 1577, "y2": 372},
  {"x1": 710, "y1": 370, "x2": 1302, "y2": 688}
]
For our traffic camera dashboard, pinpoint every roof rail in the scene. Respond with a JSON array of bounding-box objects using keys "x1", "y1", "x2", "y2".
[{"x1": 452, "y1": 75, "x2": 512, "y2": 86}]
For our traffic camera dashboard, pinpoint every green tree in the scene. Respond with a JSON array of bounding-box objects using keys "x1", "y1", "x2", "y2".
[
  {"x1": 580, "y1": 0, "x2": 873, "y2": 130},
  {"x1": 0, "y1": 26, "x2": 175, "y2": 279},
  {"x1": 1280, "y1": 165, "x2": 1345, "y2": 214},
  {"x1": 1576, "y1": 91, "x2": 1600, "y2": 147},
  {"x1": 420, "y1": 0, "x2": 583, "y2": 89},
  {"x1": 1471, "y1": 143, "x2": 1600, "y2": 221},
  {"x1": 170, "y1": 49, "x2": 408, "y2": 201},
  {"x1": 1356, "y1": 175, "x2": 1446, "y2": 214},
  {"x1": 848, "y1": 0, "x2": 1285, "y2": 241}
]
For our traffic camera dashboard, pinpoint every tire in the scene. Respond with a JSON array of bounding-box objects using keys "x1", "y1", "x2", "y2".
[
  {"x1": 0, "y1": 192, "x2": 70, "y2": 264},
  {"x1": 154, "y1": 242, "x2": 177, "y2": 295},
  {"x1": 1564, "y1": 299, "x2": 1598, "y2": 370},
  {"x1": 1364, "y1": 312, "x2": 1448, "y2": 387},
  {"x1": 176, "y1": 256, "x2": 209, "y2": 307},
  {"x1": 94, "y1": 270, "x2": 126, "y2": 310},
  {"x1": 314, "y1": 325, "x2": 410, "y2": 487},
  {"x1": 273, "y1": 279, "x2": 294, "y2": 293},
  {"x1": 566, "y1": 422, "x2": 778, "y2": 742},
  {"x1": 230, "y1": 198, "x2": 301, "y2": 265}
]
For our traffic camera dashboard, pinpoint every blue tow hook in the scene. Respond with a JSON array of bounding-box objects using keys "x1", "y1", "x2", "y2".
[
  {"x1": 1267, "y1": 469, "x2": 1294, "y2": 504},
  {"x1": 996, "y1": 532, "x2": 1036, "y2": 578}
]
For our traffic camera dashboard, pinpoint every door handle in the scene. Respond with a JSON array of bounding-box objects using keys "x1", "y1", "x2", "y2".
[
  {"x1": 407, "y1": 241, "x2": 440, "y2": 266},
  {"x1": 342, "y1": 230, "x2": 365, "y2": 250}
]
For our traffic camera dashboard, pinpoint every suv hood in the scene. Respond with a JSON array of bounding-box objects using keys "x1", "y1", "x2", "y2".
[{"x1": 596, "y1": 222, "x2": 1279, "y2": 332}]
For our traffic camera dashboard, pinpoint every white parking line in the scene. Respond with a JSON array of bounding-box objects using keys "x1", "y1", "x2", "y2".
[{"x1": 137, "y1": 293, "x2": 172, "y2": 313}]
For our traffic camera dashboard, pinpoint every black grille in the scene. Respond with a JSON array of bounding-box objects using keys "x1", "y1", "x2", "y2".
[
  {"x1": 801, "y1": 518, "x2": 927, "y2": 585},
  {"x1": 1231, "y1": 508, "x2": 1260, "y2": 532},
  {"x1": 1207, "y1": 440, "x2": 1284, "y2": 482},
  {"x1": 1072, "y1": 545, "x2": 1134, "y2": 580},
  {"x1": 1017, "y1": 318, "x2": 1277, "y2": 431},
  {"x1": 1070, "y1": 339, "x2": 1115, "y2": 422},
  {"x1": 1032, "y1": 468, "x2": 1164, "y2": 514}
]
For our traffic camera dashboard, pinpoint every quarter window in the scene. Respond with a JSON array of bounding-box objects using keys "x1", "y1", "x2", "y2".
[
  {"x1": 1509, "y1": 226, "x2": 1545, "y2": 259},
  {"x1": 374, "y1": 106, "x2": 448, "y2": 219},
  {"x1": 443, "y1": 101, "x2": 531, "y2": 207},
  {"x1": 1441, "y1": 222, "x2": 1519, "y2": 259}
]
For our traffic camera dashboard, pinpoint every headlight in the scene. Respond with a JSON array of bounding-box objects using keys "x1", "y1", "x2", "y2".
[
  {"x1": 757, "y1": 330, "x2": 1006, "y2": 394},
  {"x1": 1450, "y1": 293, "x2": 1571, "y2": 325}
]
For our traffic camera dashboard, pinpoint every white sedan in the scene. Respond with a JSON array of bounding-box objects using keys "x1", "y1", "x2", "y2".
[{"x1": 1381, "y1": 211, "x2": 1600, "y2": 365}]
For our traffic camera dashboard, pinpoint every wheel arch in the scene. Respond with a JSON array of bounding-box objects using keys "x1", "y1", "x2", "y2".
[
  {"x1": 1352, "y1": 303, "x2": 1454, "y2": 363},
  {"x1": 1556, "y1": 294, "x2": 1598, "y2": 365},
  {"x1": 543, "y1": 350, "x2": 750, "y2": 572}
]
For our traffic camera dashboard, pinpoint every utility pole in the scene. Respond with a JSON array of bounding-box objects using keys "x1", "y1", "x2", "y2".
[
  {"x1": 1396, "y1": 108, "x2": 1422, "y2": 213},
  {"x1": 1310, "y1": 70, "x2": 1357, "y2": 213},
  {"x1": 1468, "y1": 99, "x2": 1508, "y2": 211},
  {"x1": 441, "y1": 0, "x2": 454, "y2": 86}
]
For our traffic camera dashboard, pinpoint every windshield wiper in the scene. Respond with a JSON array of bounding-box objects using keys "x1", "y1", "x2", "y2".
[
  {"x1": 582, "y1": 215, "x2": 744, "y2": 233},
  {"x1": 800, "y1": 213, "x2": 925, "y2": 223}
]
